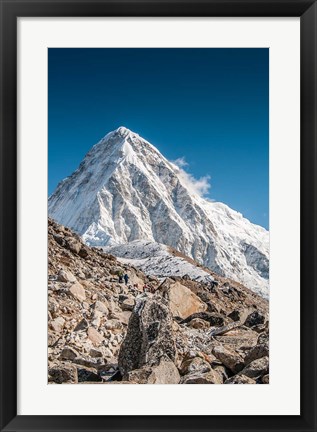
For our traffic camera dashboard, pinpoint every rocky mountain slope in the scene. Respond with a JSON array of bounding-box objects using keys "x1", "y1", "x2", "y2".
[
  {"x1": 48, "y1": 126, "x2": 269, "y2": 298},
  {"x1": 48, "y1": 218, "x2": 269, "y2": 384}
]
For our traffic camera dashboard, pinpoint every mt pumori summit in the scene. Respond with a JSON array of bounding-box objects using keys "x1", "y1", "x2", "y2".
[{"x1": 48, "y1": 126, "x2": 269, "y2": 298}]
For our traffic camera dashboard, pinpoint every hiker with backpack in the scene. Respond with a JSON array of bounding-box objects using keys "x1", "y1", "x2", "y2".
[{"x1": 117, "y1": 269, "x2": 124, "y2": 283}]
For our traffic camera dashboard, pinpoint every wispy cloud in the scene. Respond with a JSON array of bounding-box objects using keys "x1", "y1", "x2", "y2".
[
  {"x1": 172, "y1": 157, "x2": 188, "y2": 168},
  {"x1": 171, "y1": 157, "x2": 211, "y2": 197}
]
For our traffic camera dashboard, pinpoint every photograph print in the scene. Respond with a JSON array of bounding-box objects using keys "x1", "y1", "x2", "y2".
[{"x1": 48, "y1": 48, "x2": 269, "y2": 385}]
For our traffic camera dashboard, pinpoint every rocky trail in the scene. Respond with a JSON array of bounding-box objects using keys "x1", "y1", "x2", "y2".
[{"x1": 48, "y1": 218, "x2": 269, "y2": 384}]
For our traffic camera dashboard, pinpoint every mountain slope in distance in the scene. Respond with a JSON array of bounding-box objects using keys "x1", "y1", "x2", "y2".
[{"x1": 48, "y1": 126, "x2": 269, "y2": 298}]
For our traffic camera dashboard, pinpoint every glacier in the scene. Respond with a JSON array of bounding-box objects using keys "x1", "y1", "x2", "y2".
[
  {"x1": 105, "y1": 240, "x2": 216, "y2": 284},
  {"x1": 48, "y1": 126, "x2": 269, "y2": 298}
]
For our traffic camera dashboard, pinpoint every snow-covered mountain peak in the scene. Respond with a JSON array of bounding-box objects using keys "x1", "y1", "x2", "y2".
[
  {"x1": 115, "y1": 126, "x2": 135, "y2": 138},
  {"x1": 91, "y1": 126, "x2": 164, "y2": 166},
  {"x1": 116, "y1": 125, "x2": 130, "y2": 134},
  {"x1": 49, "y1": 128, "x2": 269, "y2": 298}
]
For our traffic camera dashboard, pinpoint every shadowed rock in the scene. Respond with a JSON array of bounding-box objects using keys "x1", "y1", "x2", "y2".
[
  {"x1": 118, "y1": 295, "x2": 177, "y2": 378},
  {"x1": 245, "y1": 311, "x2": 265, "y2": 328},
  {"x1": 180, "y1": 312, "x2": 225, "y2": 326},
  {"x1": 225, "y1": 374, "x2": 256, "y2": 384},
  {"x1": 127, "y1": 360, "x2": 180, "y2": 384},
  {"x1": 182, "y1": 369, "x2": 223, "y2": 384},
  {"x1": 240, "y1": 356, "x2": 269, "y2": 378},
  {"x1": 244, "y1": 341, "x2": 269, "y2": 365}
]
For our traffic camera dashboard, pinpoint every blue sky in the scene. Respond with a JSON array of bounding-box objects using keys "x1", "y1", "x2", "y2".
[{"x1": 48, "y1": 48, "x2": 269, "y2": 229}]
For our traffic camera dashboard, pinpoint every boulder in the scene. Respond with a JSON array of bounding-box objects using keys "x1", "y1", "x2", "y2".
[
  {"x1": 258, "y1": 331, "x2": 269, "y2": 345},
  {"x1": 104, "y1": 319, "x2": 123, "y2": 332},
  {"x1": 196, "y1": 290, "x2": 213, "y2": 304},
  {"x1": 252, "y1": 324, "x2": 268, "y2": 333},
  {"x1": 200, "y1": 352, "x2": 218, "y2": 364},
  {"x1": 182, "y1": 369, "x2": 223, "y2": 384},
  {"x1": 72, "y1": 357, "x2": 102, "y2": 368},
  {"x1": 244, "y1": 342, "x2": 269, "y2": 365},
  {"x1": 77, "y1": 270, "x2": 86, "y2": 279},
  {"x1": 60, "y1": 346, "x2": 79, "y2": 360},
  {"x1": 206, "y1": 302, "x2": 220, "y2": 313},
  {"x1": 127, "y1": 360, "x2": 180, "y2": 384},
  {"x1": 158, "y1": 280, "x2": 206, "y2": 319},
  {"x1": 53, "y1": 234, "x2": 66, "y2": 247},
  {"x1": 212, "y1": 345, "x2": 244, "y2": 374},
  {"x1": 214, "y1": 327, "x2": 258, "y2": 352},
  {"x1": 87, "y1": 327, "x2": 104, "y2": 346},
  {"x1": 224, "y1": 374, "x2": 256, "y2": 384},
  {"x1": 208, "y1": 321, "x2": 243, "y2": 337},
  {"x1": 213, "y1": 365, "x2": 230, "y2": 382},
  {"x1": 89, "y1": 348, "x2": 103, "y2": 358},
  {"x1": 48, "y1": 332, "x2": 59, "y2": 347},
  {"x1": 94, "y1": 300, "x2": 109, "y2": 315},
  {"x1": 121, "y1": 298, "x2": 135, "y2": 311},
  {"x1": 240, "y1": 356, "x2": 269, "y2": 378},
  {"x1": 55, "y1": 224, "x2": 66, "y2": 233},
  {"x1": 69, "y1": 282, "x2": 86, "y2": 302},
  {"x1": 181, "y1": 312, "x2": 224, "y2": 327},
  {"x1": 262, "y1": 374, "x2": 269, "y2": 384},
  {"x1": 91, "y1": 311, "x2": 102, "y2": 328},
  {"x1": 66, "y1": 238, "x2": 82, "y2": 254},
  {"x1": 118, "y1": 296, "x2": 177, "y2": 377},
  {"x1": 77, "y1": 367, "x2": 102, "y2": 382},
  {"x1": 48, "y1": 364, "x2": 77, "y2": 384},
  {"x1": 245, "y1": 311, "x2": 265, "y2": 328},
  {"x1": 115, "y1": 311, "x2": 131, "y2": 326},
  {"x1": 78, "y1": 247, "x2": 89, "y2": 258},
  {"x1": 58, "y1": 269, "x2": 77, "y2": 283},
  {"x1": 188, "y1": 318, "x2": 210, "y2": 329},
  {"x1": 180, "y1": 357, "x2": 211, "y2": 376},
  {"x1": 228, "y1": 310, "x2": 241, "y2": 322},
  {"x1": 101, "y1": 381, "x2": 138, "y2": 384},
  {"x1": 74, "y1": 318, "x2": 88, "y2": 331},
  {"x1": 126, "y1": 367, "x2": 152, "y2": 384},
  {"x1": 50, "y1": 316, "x2": 65, "y2": 333},
  {"x1": 103, "y1": 348, "x2": 114, "y2": 358}
]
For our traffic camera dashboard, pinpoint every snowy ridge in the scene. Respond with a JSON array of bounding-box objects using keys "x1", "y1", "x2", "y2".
[
  {"x1": 49, "y1": 126, "x2": 269, "y2": 298},
  {"x1": 105, "y1": 240, "x2": 215, "y2": 284}
]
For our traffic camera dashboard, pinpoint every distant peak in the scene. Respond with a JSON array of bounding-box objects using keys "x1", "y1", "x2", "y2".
[{"x1": 115, "y1": 126, "x2": 133, "y2": 138}]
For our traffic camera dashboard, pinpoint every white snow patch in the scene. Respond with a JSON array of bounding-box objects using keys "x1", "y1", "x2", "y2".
[{"x1": 105, "y1": 240, "x2": 215, "y2": 283}]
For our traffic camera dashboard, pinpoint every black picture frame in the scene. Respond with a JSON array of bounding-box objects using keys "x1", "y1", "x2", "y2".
[{"x1": 0, "y1": 1, "x2": 316, "y2": 431}]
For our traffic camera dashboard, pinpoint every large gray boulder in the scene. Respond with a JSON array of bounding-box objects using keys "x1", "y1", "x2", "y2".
[
  {"x1": 244, "y1": 311, "x2": 265, "y2": 328},
  {"x1": 118, "y1": 295, "x2": 177, "y2": 378},
  {"x1": 181, "y1": 369, "x2": 223, "y2": 384},
  {"x1": 127, "y1": 360, "x2": 180, "y2": 384},
  {"x1": 240, "y1": 356, "x2": 269, "y2": 378},
  {"x1": 224, "y1": 374, "x2": 256, "y2": 384},
  {"x1": 211, "y1": 345, "x2": 244, "y2": 374},
  {"x1": 244, "y1": 340, "x2": 269, "y2": 365}
]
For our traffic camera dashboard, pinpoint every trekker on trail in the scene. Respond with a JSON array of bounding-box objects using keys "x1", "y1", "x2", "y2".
[
  {"x1": 124, "y1": 273, "x2": 129, "y2": 285},
  {"x1": 118, "y1": 269, "x2": 124, "y2": 283}
]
